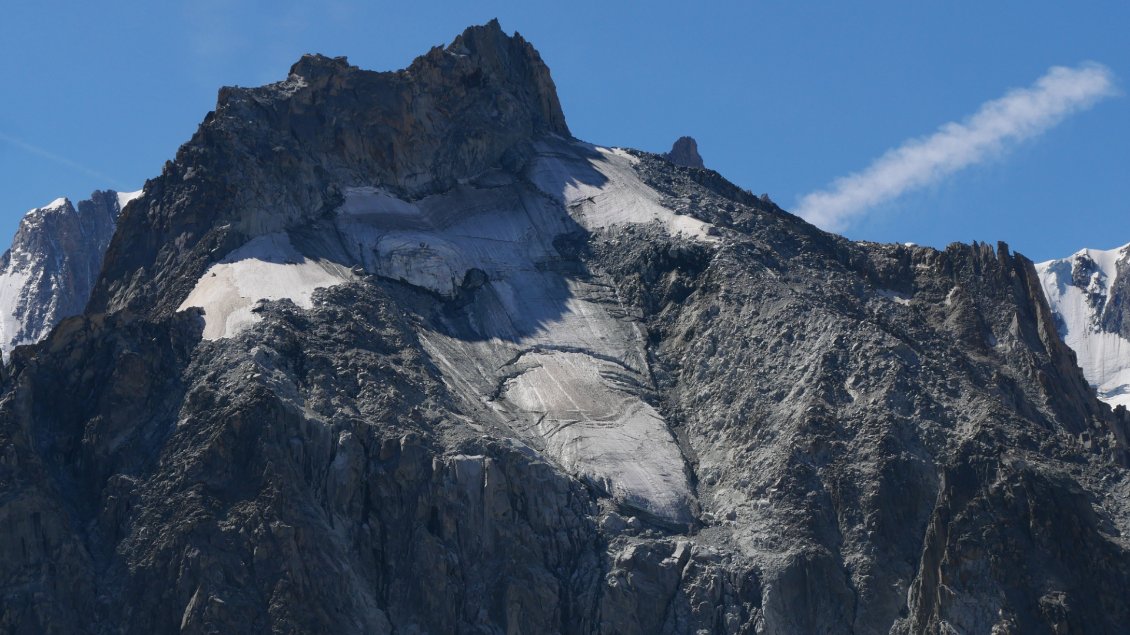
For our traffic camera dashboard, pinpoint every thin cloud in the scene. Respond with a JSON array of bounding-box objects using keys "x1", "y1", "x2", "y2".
[
  {"x1": 796, "y1": 63, "x2": 1118, "y2": 232},
  {"x1": 0, "y1": 130, "x2": 127, "y2": 189}
]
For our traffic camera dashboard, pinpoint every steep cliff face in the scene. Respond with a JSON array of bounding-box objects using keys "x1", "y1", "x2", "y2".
[
  {"x1": 2, "y1": 21, "x2": 1130, "y2": 634},
  {"x1": 0, "y1": 190, "x2": 138, "y2": 359},
  {"x1": 88, "y1": 18, "x2": 567, "y2": 319}
]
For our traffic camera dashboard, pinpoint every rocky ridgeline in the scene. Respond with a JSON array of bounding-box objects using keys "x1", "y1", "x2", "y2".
[
  {"x1": 88, "y1": 19, "x2": 567, "y2": 318},
  {"x1": 2, "y1": 20, "x2": 1130, "y2": 635}
]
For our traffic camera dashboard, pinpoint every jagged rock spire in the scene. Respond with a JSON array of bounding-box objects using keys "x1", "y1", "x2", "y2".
[
  {"x1": 665, "y1": 136, "x2": 704, "y2": 168},
  {"x1": 90, "y1": 20, "x2": 572, "y2": 316}
]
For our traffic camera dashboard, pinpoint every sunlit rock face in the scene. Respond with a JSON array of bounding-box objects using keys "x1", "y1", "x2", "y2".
[{"x1": 3, "y1": 20, "x2": 1130, "y2": 635}]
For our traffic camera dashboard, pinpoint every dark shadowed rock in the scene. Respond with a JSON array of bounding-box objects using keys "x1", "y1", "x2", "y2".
[
  {"x1": 665, "y1": 136, "x2": 705, "y2": 168},
  {"x1": 88, "y1": 19, "x2": 569, "y2": 318}
]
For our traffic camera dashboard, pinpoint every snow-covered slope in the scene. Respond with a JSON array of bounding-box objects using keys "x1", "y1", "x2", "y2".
[
  {"x1": 1036, "y1": 243, "x2": 1130, "y2": 408},
  {"x1": 0, "y1": 189, "x2": 137, "y2": 359}
]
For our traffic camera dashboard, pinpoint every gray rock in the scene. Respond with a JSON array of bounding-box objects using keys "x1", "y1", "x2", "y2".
[
  {"x1": 88, "y1": 18, "x2": 568, "y2": 319},
  {"x1": 0, "y1": 190, "x2": 135, "y2": 358},
  {"x1": 2, "y1": 19, "x2": 1129, "y2": 635},
  {"x1": 665, "y1": 136, "x2": 705, "y2": 169}
]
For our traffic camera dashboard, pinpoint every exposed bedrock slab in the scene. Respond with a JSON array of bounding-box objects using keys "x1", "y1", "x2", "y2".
[{"x1": 498, "y1": 350, "x2": 695, "y2": 526}]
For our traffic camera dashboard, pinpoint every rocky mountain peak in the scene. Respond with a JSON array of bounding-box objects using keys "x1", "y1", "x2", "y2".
[
  {"x1": 1, "y1": 190, "x2": 131, "y2": 358},
  {"x1": 90, "y1": 20, "x2": 571, "y2": 315},
  {"x1": 8, "y1": 198, "x2": 76, "y2": 263},
  {"x1": 287, "y1": 53, "x2": 354, "y2": 83},
  {"x1": 665, "y1": 135, "x2": 704, "y2": 168},
  {"x1": 13, "y1": 23, "x2": 1130, "y2": 634},
  {"x1": 440, "y1": 19, "x2": 568, "y2": 133},
  {"x1": 275, "y1": 20, "x2": 568, "y2": 141}
]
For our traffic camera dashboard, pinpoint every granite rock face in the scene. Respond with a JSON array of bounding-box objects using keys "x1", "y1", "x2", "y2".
[
  {"x1": 0, "y1": 190, "x2": 137, "y2": 359},
  {"x1": 3, "y1": 21, "x2": 1130, "y2": 634}
]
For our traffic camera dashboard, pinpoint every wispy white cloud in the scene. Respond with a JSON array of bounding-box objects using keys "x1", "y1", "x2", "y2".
[
  {"x1": 0, "y1": 130, "x2": 126, "y2": 189},
  {"x1": 795, "y1": 63, "x2": 1118, "y2": 232}
]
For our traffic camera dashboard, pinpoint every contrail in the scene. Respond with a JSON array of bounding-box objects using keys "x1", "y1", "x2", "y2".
[
  {"x1": 795, "y1": 63, "x2": 1118, "y2": 232},
  {"x1": 0, "y1": 130, "x2": 127, "y2": 190}
]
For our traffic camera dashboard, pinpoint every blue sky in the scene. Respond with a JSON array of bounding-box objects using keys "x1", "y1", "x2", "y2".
[{"x1": 1, "y1": 1, "x2": 1127, "y2": 261}]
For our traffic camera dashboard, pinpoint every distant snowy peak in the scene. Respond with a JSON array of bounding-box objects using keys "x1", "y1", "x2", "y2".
[
  {"x1": 0, "y1": 189, "x2": 138, "y2": 359},
  {"x1": 1036, "y1": 242, "x2": 1130, "y2": 408}
]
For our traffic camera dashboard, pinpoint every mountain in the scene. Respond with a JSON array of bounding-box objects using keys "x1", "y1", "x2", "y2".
[
  {"x1": 0, "y1": 189, "x2": 139, "y2": 359},
  {"x1": 1036, "y1": 244, "x2": 1130, "y2": 409},
  {"x1": 2, "y1": 21, "x2": 1130, "y2": 634}
]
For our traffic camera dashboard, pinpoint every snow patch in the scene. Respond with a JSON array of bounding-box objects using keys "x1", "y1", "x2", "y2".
[
  {"x1": 944, "y1": 287, "x2": 958, "y2": 307},
  {"x1": 116, "y1": 189, "x2": 143, "y2": 210},
  {"x1": 178, "y1": 233, "x2": 352, "y2": 340},
  {"x1": 876, "y1": 289, "x2": 912, "y2": 305},
  {"x1": 528, "y1": 141, "x2": 717, "y2": 242},
  {"x1": 0, "y1": 269, "x2": 32, "y2": 358}
]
